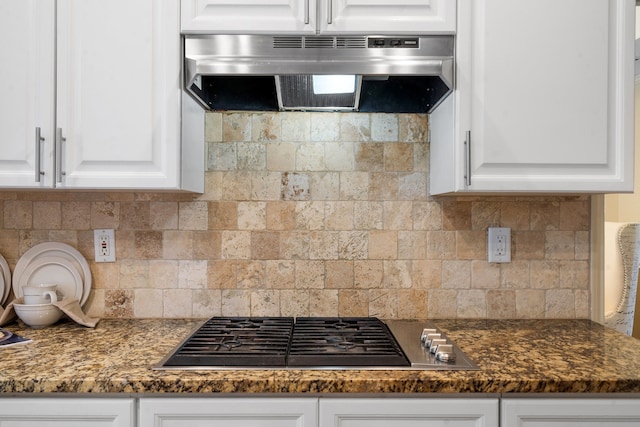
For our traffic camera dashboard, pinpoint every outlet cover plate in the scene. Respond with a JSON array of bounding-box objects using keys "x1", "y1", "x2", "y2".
[
  {"x1": 488, "y1": 227, "x2": 511, "y2": 263},
  {"x1": 94, "y1": 229, "x2": 116, "y2": 262}
]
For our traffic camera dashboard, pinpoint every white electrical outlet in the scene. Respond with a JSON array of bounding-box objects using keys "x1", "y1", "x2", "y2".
[
  {"x1": 94, "y1": 229, "x2": 116, "y2": 262},
  {"x1": 488, "y1": 227, "x2": 511, "y2": 263}
]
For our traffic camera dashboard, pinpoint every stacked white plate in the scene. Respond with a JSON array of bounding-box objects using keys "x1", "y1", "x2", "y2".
[
  {"x1": 0, "y1": 254, "x2": 11, "y2": 306},
  {"x1": 12, "y1": 242, "x2": 92, "y2": 307}
]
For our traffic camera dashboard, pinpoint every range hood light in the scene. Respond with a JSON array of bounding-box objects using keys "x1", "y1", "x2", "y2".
[{"x1": 312, "y1": 75, "x2": 357, "y2": 95}]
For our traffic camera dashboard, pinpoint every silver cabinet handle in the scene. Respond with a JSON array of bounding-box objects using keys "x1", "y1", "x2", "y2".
[
  {"x1": 304, "y1": 0, "x2": 309, "y2": 24},
  {"x1": 464, "y1": 130, "x2": 471, "y2": 187},
  {"x1": 35, "y1": 127, "x2": 45, "y2": 183},
  {"x1": 327, "y1": 0, "x2": 332, "y2": 24},
  {"x1": 55, "y1": 128, "x2": 65, "y2": 184}
]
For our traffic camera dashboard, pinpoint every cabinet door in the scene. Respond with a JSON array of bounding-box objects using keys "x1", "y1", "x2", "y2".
[
  {"x1": 430, "y1": 0, "x2": 634, "y2": 194},
  {"x1": 0, "y1": 0, "x2": 55, "y2": 188},
  {"x1": 139, "y1": 397, "x2": 318, "y2": 427},
  {"x1": 181, "y1": 0, "x2": 316, "y2": 34},
  {"x1": 0, "y1": 398, "x2": 134, "y2": 426},
  {"x1": 502, "y1": 398, "x2": 640, "y2": 426},
  {"x1": 55, "y1": 0, "x2": 183, "y2": 189},
  {"x1": 320, "y1": 0, "x2": 455, "y2": 34},
  {"x1": 319, "y1": 398, "x2": 498, "y2": 427}
]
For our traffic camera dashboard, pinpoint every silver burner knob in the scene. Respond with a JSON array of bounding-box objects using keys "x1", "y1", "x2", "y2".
[
  {"x1": 435, "y1": 344, "x2": 456, "y2": 363},
  {"x1": 429, "y1": 338, "x2": 447, "y2": 354},
  {"x1": 423, "y1": 333, "x2": 442, "y2": 349},
  {"x1": 420, "y1": 328, "x2": 437, "y2": 345}
]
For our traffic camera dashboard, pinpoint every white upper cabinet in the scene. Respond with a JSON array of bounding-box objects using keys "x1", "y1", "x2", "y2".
[
  {"x1": 181, "y1": 0, "x2": 455, "y2": 34},
  {"x1": 181, "y1": 0, "x2": 315, "y2": 34},
  {"x1": 57, "y1": 0, "x2": 183, "y2": 190},
  {"x1": 319, "y1": 0, "x2": 455, "y2": 34},
  {"x1": 0, "y1": 1, "x2": 55, "y2": 188},
  {"x1": 429, "y1": 0, "x2": 635, "y2": 194},
  {"x1": 0, "y1": 0, "x2": 202, "y2": 191}
]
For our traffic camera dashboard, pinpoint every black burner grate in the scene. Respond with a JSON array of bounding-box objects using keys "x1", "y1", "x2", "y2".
[
  {"x1": 162, "y1": 317, "x2": 293, "y2": 367},
  {"x1": 288, "y1": 317, "x2": 409, "y2": 367},
  {"x1": 162, "y1": 316, "x2": 409, "y2": 368}
]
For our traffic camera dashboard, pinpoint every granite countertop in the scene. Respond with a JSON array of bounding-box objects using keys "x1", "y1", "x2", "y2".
[{"x1": 1, "y1": 318, "x2": 639, "y2": 395}]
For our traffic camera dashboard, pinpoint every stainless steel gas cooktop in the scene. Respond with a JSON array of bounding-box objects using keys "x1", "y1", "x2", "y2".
[{"x1": 154, "y1": 317, "x2": 478, "y2": 371}]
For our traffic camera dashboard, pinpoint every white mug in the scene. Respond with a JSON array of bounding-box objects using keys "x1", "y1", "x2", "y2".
[{"x1": 22, "y1": 284, "x2": 58, "y2": 305}]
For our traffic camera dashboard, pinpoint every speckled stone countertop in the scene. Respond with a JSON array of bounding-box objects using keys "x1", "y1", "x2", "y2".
[{"x1": 1, "y1": 318, "x2": 639, "y2": 395}]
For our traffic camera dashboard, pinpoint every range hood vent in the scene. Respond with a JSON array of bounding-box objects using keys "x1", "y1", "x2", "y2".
[
  {"x1": 184, "y1": 34, "x2": 454, "y2": 113},
  {"x1": 272, "y1": 36, "x2": 369, "y2": 49}
]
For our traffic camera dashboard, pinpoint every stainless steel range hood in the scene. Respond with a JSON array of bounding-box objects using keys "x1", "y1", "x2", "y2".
[{"x1": 184, "y1": 34, "x2": 454, "y2": 113}]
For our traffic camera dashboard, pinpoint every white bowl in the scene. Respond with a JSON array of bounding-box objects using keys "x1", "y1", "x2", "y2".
[{"x1": 13, "y1": 302, "x2": 63, "y2": 328}]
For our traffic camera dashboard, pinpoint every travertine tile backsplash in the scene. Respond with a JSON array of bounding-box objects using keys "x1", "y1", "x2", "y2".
[{"x1": 0, "y1": 112, "x2": 590, "y2": 319}]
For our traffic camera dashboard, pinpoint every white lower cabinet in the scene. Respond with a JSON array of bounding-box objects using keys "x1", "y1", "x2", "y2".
[
  {"x1": 138, "y1": 397, "x2": 498, "y2": 427},
  {"x1": 3, "y1": 396, "x2": 639, "y2": 426},
  {"x1": 501, "y1": 398, "x2": 640, "y2": 426},
  {"x1": 138, "y1": 397, "x2": 318, "y2": 427},
  {"x1": 0, "y1": 398, "x2": 134, "y2": 426},
  {"x1": 319, "y1": 398, "x2": 499, "y2": 427}
]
